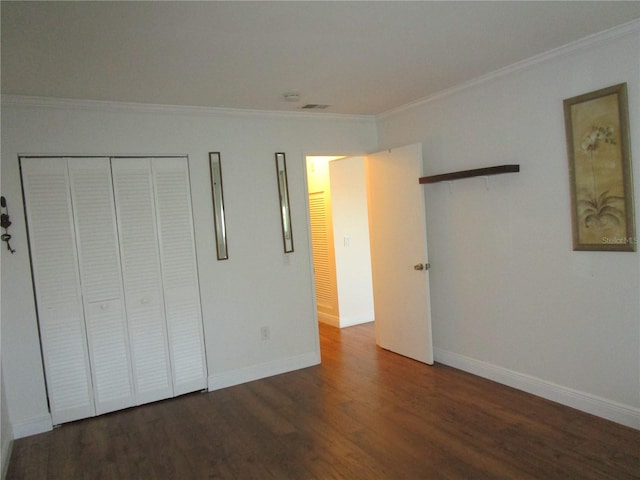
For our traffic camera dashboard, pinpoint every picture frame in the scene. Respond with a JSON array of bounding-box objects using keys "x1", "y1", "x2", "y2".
[
  {"x1": 563, "y1": 83, "x2": 636, "y2": 251},
  {"x1": 209, "y1": 152, "x2": 229, "y2": 260},
  {"x1": 275, "y1": 152, "x2": 294, "y2": 253}
]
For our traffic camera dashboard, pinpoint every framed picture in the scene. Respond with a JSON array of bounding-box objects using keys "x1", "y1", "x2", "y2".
[
  {"x1": 275, "y1": 152, "x2": 294, "y2": 253},
  {"x1": 209, "y1": 152, "x2": 229, "y2": 260},
  {"x1": 563, "y1": 83, "x2": 636, "y2": 251}
]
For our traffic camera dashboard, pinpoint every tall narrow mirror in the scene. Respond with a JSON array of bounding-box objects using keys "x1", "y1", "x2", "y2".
[
  {"x1": 275, "y1": 152, "x2": 294, "y2": 253},
  {"x1": 209, "y1": 152, "x2": 229, "y2": 260}
]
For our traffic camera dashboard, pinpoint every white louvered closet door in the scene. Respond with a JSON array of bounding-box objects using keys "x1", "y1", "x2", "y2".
[
  {"x1": 309, "y1": 191, "x2": 339, "y2": 321},
  {"x1": 21, "y1": 157, "x2": 95, "y2": 424},
  {"x1": 152, "y1": 158, "x2": 207, "y2": 395},
  {"x1": 67, "y1": 158, "x2": 135, "y2": 415},
  {"x1": 111, "y1": 158, "x2": 174, "y2": 405}
]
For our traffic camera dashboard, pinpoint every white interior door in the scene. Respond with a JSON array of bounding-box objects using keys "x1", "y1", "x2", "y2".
[
  {"x1": 366, "y1": 144, "x2": 434, "y2": 364},
  {"x1": 68, "y1": 158, "x2": 135, "y2": 415},
  {"x1": 111, "y1": 158, "x2": 175, "y2": 404},
  {"x1": 21, "y1": 157, "x2": 96, "y2": 424},
  {"x1": 152, "y1": 158, "x2": 208, "y2": 395},
  {"x1": 308, "y1": 190, "x2": 340, "y2": 326}
]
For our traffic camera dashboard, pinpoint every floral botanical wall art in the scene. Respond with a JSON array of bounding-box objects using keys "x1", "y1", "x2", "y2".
[{"x1": 563, "y1": 83, "x2": 636, "y2": 251}]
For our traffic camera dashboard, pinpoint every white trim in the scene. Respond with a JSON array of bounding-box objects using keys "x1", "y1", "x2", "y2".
[
  {"x1": 10, "y1": 414, "x2": 53, "y2": 439},
  {"x1": 378, "y1": 18, "x2": 640, "y2": 120},
  {"x1": 208, "y1": 351, "x2": 320, "y2": 392},
  {"x1": 435, "y1": 348, "x2": 640, "y2": 430},
  {"x1": 340, "y1": 316, "x2": 374, "y2": 329},
  {"x1": 318, "y1": 312, "x2": 340, "y2": 328},
  {"x1": 0, "y1": 95, "x2": 375, "y2": 123}
]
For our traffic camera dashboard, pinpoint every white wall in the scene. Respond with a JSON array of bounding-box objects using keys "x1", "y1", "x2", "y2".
[
  {"x1": 0, "y1": 98, "x2": 377, "y2": 437},
  {"x1": 1, "y1": 371, "x2": 14, "y2": 479},
  {"x1": 0, "y1": 155, "x2": 14, "y2": 476},
  {"x1": 330, "y1": 157, "x2": 375, "y2": 327},
  {"x1": 377, "y1": 23, "x2": 640, "y2": 428}
]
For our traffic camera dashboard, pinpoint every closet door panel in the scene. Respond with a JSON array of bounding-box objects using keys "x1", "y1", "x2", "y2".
[
  {"x1": 21, "y1": 157, "x2": 95, "y2": 424},
  {"x1": 68, "y1": 158, "x2": 135, "y2": 414},
  {"x1": 111, "y1": 159, "x2": 174, "y2": 404},
  {"x1": 83, "y1": 300, "x2": 133, "y2": 413},
  {"x1": 153, "y1": 158, "x2": 207, "y2": 394}
]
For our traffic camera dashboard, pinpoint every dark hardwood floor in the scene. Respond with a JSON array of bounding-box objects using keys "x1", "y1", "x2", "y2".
[{"x1": 7, "y1": 322, "x2": 640, "y2": 479}]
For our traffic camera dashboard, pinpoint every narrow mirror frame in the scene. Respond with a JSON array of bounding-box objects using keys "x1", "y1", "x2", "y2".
[
  {"x1": 275, "y1": 152, "x2": 294, "y2": 253},
  {"x1": 209, "y1": 152, "x2": 229, "y2": 260}
]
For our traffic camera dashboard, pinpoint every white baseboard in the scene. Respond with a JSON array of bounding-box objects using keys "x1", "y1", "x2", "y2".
[
  {"x1": 318, "y1": 312, "x2": 339, "y2": 328},
  {"x1": 10, "y1": 414, "x2": 53, "y2": 439},
  {"x1": 318, "y1": 313, "x2": 373, "y2": 328},
  {"x1": 339, "y1": 315, "x2": 374, "y2": 328},
  {"x1": 434, "y1": 348, "x2": 640, "y2": 430},
  {"x1": 208, "y1": 351, "x2": 321, "y2": 392}
]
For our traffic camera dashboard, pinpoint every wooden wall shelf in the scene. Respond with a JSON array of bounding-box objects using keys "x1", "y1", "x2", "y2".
[{"x1": 419, "y1": 164, "x2": 520, "y2": 184}]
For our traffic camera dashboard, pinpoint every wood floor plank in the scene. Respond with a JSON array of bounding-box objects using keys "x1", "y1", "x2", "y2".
[{"x1": 6, "y1": 321, "x2": 640, "y2": 479}]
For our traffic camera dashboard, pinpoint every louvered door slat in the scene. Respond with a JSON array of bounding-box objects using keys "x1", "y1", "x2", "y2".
[
  {"x1": 68, "y1": 158, "x2": 135, "y2": 414},
  {"x1": 21, "y1": 157, "x2": 95, "y2": 424},
  {"x1": 152, "y1": 158, "x2": 207, "y2": 395},
  {"x1": 111, "y1": 158, "x2": 174, "y2": 404},
  {"x1": 309, "y1": 192, "x2": 338, "y2": 314}
]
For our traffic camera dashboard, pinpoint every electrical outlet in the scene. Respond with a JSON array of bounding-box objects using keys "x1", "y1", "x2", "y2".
[{"x1": 260, "y1": 326, "x2": 270, "y2": 341}]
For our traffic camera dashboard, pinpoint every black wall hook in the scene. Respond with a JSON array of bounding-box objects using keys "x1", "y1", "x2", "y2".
[{"x1": 1, "y1": 195, "x2": 16, "y2": 253}]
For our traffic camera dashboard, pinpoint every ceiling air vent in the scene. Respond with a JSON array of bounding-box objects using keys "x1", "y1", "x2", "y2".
[{"x1": 301, "y1": 104, "x2": 330, "y2": 110}]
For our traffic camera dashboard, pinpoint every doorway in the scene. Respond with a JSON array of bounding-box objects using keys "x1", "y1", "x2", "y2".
[
  {"x1": 306, "y1": 155, "x2": 375, "y2": 329},
  {"x1": 307, "y1": 144, "x2": 434, "y2": 365}
]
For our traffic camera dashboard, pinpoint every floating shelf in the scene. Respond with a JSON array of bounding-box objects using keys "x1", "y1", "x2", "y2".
[{"x1": 419, "y1": 164, "x2": 520, "y2": 184}]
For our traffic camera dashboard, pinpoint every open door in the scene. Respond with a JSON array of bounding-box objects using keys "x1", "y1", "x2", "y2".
[{"x1": 366, "y1": 143, "x2": 434, "y2": 364}]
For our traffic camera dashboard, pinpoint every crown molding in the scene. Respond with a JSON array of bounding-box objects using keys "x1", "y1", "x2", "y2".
[
  {"x1": 378, "y1": 18, "x2": 640, "y2": 121},
  {"x1": 0, "y1": 94, "x2": 376, "y2": 124}
]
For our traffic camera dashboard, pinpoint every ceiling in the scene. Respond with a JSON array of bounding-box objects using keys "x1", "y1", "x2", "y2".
[{"x1": 2, "y1": 1, "x2": 639, "y2": 116}]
